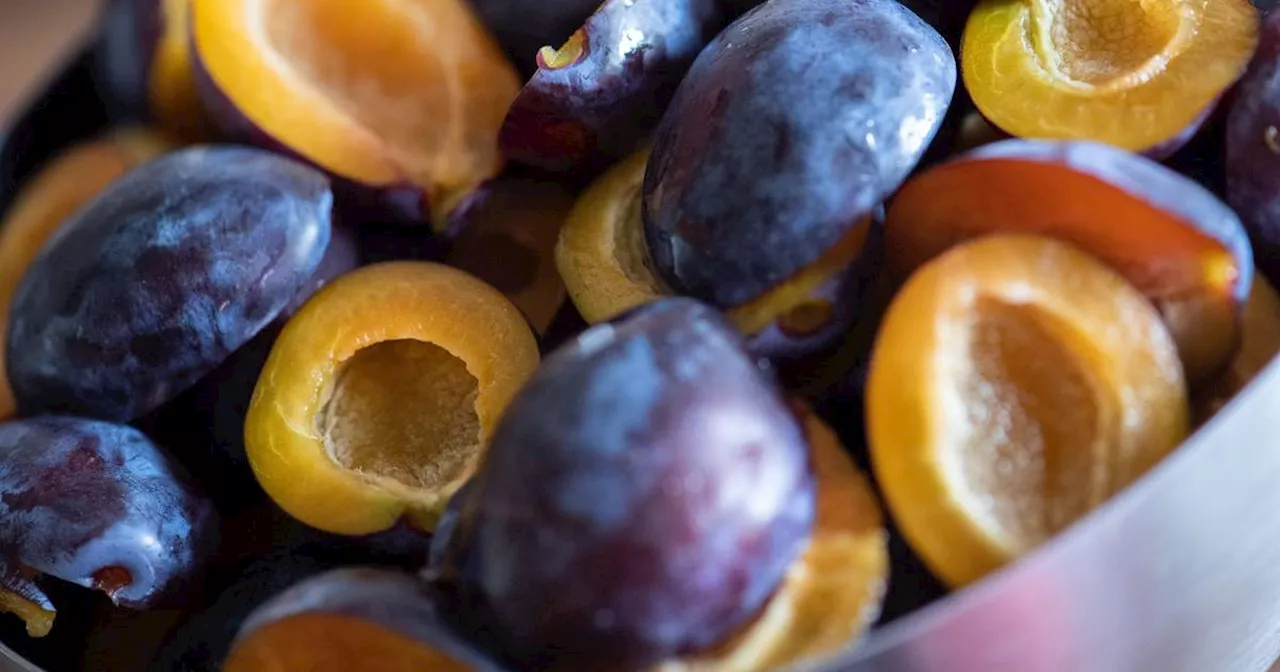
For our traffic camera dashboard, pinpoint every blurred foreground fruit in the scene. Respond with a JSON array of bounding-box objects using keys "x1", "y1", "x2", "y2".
[
  {"x1": 868, "y1": 235, "x2": 1189, "y2": 588},
  {"x1": 0, "y1": 417, "x2": 216, "y2": 637},
  {"x1": 244, "y1": 262, "x2": 539, "y2": 536},
  {"x1": 886, "y1": 139, "x2": 1252, "y2": 385},
  {"x1": 191, "y1": 0, "x2": 520, "y2": 228},
  {"x1": 433, "y1": 298, "x2": 814, "y2": 670},
  {"x1": 6, "y1": 146, "x2": 332, "y2": 422},
  {"x1": 962, "y1": 0, "x2": 1258, "y2": 156},
  {"x1": 0, "y1": 128, "x2": 170, "y2": 422}
]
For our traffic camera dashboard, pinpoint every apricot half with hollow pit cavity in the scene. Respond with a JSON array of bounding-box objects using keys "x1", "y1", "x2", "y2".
[
  {"x1": 244, "y1": 262, "x2": 539, "y2": 536},
  {"x1": 191, "y1": 0, "x2": 520, "y2": 228},
  {"x1": 0, "y1": 128, "x2": 171, "y2": 422},
  {"x1": 885, "y1": 139, "x2": 1253, "y2": 385},
  {"x1": 962, "y1": 0, "x2": 1258, "y2": 155},
  {"x1": 868, "y1": 234, "x2": 1189, "y2": 588},
  {"x1": 658, "y1": 409, "x2": 888, "y2": 672}
]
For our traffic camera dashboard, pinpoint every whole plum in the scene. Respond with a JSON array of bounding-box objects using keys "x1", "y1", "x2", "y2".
[
  {"x1": 499, "y1": 0, "x2": 725, "y2": 174},
  {"x1": 1228, "y1": 11, "x2": 1280, "y2": 284},
  {"x1": 6, "y1": 146, "x2": 332, "y2": 422},
  {"x1": 433, "y1": 297, "x2": 815, "y2": 670},
  {"x1": 0, "y1": 417, "x2": 216, "y2": 636},
  {"x1": 642, "y1": 0, "x2": 955, "y2": 308}
]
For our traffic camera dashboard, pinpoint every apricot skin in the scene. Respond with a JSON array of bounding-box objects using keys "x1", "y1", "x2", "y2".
[
  {"x1": 500, "y1": 0, "x2": 725, "y2": 174},
  {"x1": 433, "y1": 298, "x2": 814, "y2": 671},
  {"x1": 642, "y1": 0, "x2": 955, "y2": 308}
]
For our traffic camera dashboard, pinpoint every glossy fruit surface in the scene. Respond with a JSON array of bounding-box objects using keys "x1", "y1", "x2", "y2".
[
  {"x1": 6, "y1": 146, "x2": 332, "y2": 421},
  {"x1": 192, "y1": 0, "x2": 520, "y2": 228},
  {"x1": 222, "y1": 568, "x2": 499, "y2": 672},
  {"x1": 885, "y1": 139, "x2": 1252, "y2": 385},
  {"x1": 244, "y1": 262, "x2": 539, "y2": 536},
  {"x1": 500, "y1": 0, "x2": 724, "y2": 174},
  {"x1": 642, "y1": 0, "x2": 956, "y2": 309},
  {"x1": 868, "y1": 235, "x2": 1189, "y2": 588},
  {"x1": 99, "y1": 0, "x2": 213, "y2": 141},
  {"x1": 0, "y1": 128, "x2": 171, "y2": 422},
  {"x1": 660, "y1": 410, "x2": 888, "y2": 672},
  {"x1": 434, "y1": 298, "x2": 814, "y2": 670},
  {"x1": 962, "y1": 0, "x2": 1258, "y2": 155},
  {"x1": 0, "y1": 417, "x2": 215, "y2": 637},
  {"x1": 1227, "y1": 10, "x2": 1280, "y2": 285}
]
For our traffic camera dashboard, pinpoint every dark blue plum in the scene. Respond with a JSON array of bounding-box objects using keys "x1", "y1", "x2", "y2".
[
  {"x1": 434, "y1": 297, "x2": 814, "y2": 670},
  {"x1": 6, "y1": 146, "x2": 332, "y2": 422},
  {"x1": 642, "y1": 0, "x2": 956, "y2": 308},
  {"x1": 499, "y1": 0, "x2": 724, "y2": 174},
  {"x1": 0, "y1": 417, "x2": 215, "y2": 635}
]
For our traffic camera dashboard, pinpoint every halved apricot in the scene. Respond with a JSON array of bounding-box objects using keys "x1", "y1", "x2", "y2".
[
  {"x1": 0, "y1": 128, "x2": 171, "y2": 422},
  {"x1": 885, "y1": 139, "x2": 1252, "y2": 385},
  {"x1": 244, "y1": 262, "x2": 539, "y2": 535},
  {"x1": 1195, "y1": 276, "x2": 1280, "y2": 424},
  {"x1": 962, "y1": 0, "x2": 1258, "y2": 154},
  {"x1": 191, "y1": 0, "x2": 520, "y2": 228},
  {"x1": 446, "y1": 176, "x2": 575, "y2": 334},
  {"x1": 556, "y1": 148, "x2": 878, "y2": 386},
  {"x1": 660, "y1": 409, "x2": 888, "y2": 672},
  {"x1": 868, "y1": 234, "x2": 1189, "y2": 588}
]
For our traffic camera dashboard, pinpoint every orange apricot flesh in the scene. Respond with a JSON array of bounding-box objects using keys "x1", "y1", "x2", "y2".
[
  {"x1": 885, "y1": 140, "x2": 1251, "y2": 385},
  {"x1": 0, "y1": 129, "x2": 171, "y2": 422},
  {"x1": 192, "y1": 0, "x2": 520, "y2": 224},
  {"x1": 660, "y1": 410, "x2": 888, "y2": 672},
  {"x1": 244, "y1": 262, "x2": 539, "y2": 535},
  {"x1": 556, "y1": 147, "x2": 871, "y2": 341},
  {"x1": 223, "y1": 612, "x2": 472, "y2": 672},
  {"x1": 1195, "y1": 276, "x2": 1280, "y2": 424},
  {"x1": 962, "y1": 0, "x2": 1258, "y2": 153},
  {"x1": 150, "y1": 0, "x2": 213, "y2": 141},
  {"x1": 868, "y1": 234, "x2": 1189, "y2": 588}
]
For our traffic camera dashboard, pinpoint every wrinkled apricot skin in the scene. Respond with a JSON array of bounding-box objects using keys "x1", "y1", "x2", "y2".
[
  {"x1": 223, "y1": 568, "x2": 499, "y2": 672},
  {"x1": 868, "y1": 235, "x2": 1189, "y2": 588},
  {"x1": 433, "y1": 298, "x2": 814, "y2": 670},
  {"x1": 1228, "y1": 12, "x2": 1280, "y2": 285},
  {"x1": 244, "y1": 262, "x2": 539, "y2": 536},
  {"x1": 643, "y1": 0, "x2": 956, "y2": 308},
  {"x1": 659, "y1": 410, "x2": 888, "y2": 672},
  {"x1": 499, "y1": 0, "x2": 724, "y2": 174},
  {"x1": 0, "y1": 129, "x2": 170, "y2": 423},
  {"x1": 962, "y1": 0, "x2": 1258, "y2": 156},
  {"x1": 191, "y1": 0, "x2": 521, "y2": 229},
  {"x1": 99, "y1": 0, "x2": 213, "y2": 141},
  {"x1": 886, "y1": 139, "x2": 1253, "y2": 385},
  {"x1": 446, "y1": 176, "x2": 574, "y2": 334}
]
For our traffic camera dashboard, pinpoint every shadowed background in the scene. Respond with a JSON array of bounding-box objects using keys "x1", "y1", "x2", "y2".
[{"x1": 0, "y1": 0, "x2": 98, "y2": 121}]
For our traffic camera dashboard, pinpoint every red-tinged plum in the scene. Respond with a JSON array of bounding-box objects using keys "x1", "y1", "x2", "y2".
[
  {"x1": 1228, "y1": 11, "x2": 1280, "y2": 285},
  {"x1": 467, "y1": 0, "x2": 602, "y2": 76},
  {"x1": 5, "y1": 146, "x2": 332, "y2": 422},
  {"x1": 500, "y1": 0, "x2": 724, "y2": 174},
  {"x1": 222, "y1": 568, "x2": 502, "y2": 671},
  {"x1": 0, "y1": 417, "x2": 216, "y2": 637},
  {"x1": 642, "y1": 0, "x2": 956, "y2": 309},
  {"x1": 433, "y1": 298, "x2": 815, "y2": 670},
  {"x1": 98, "y1": 0, "x2": 213, "y2": 141}
]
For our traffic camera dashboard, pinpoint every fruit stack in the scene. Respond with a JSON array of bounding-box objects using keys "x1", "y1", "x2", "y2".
[{"x1": 0, "y1": 0, "x2": 1276, "y2": 670}]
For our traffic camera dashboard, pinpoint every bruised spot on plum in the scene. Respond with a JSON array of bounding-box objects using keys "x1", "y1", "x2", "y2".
[
  {"x1": 537, "y1": 29, "x2": 589, "y2": 70},
  {"x1": 92, "y1": 566, "x2": 133, "y2": 599}
]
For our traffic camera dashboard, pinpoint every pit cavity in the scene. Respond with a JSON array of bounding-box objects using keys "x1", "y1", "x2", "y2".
[
  {"x1": 957, "y1": 298, "x2": 1107, "y2": 551},
  {"x1": 321, "y1": 339, "x2": 479, "y2": 492},
  {"x1": 224, "y1": 614, "x2": 471, "y2": 672},
  {"x1": 1031, "y1": 0, "x2": 1190, "y2": 87},
  {"x1": 263, "y1": 0, "x2": 454, "y2": 177}
]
